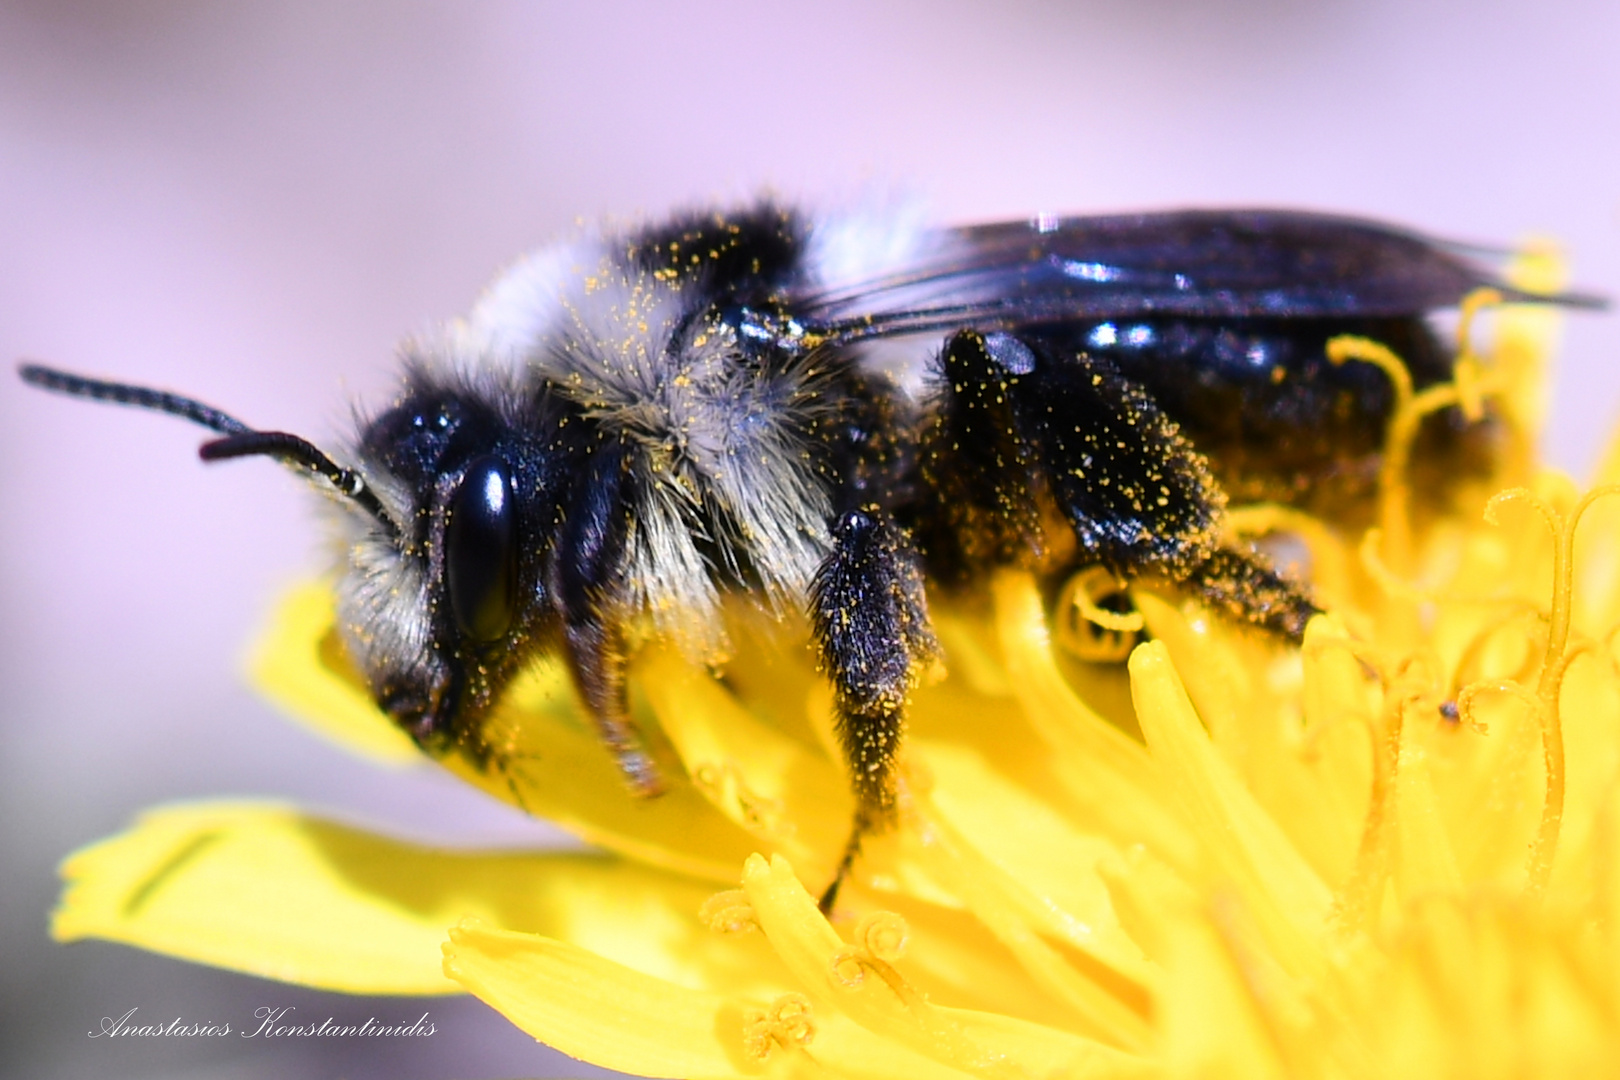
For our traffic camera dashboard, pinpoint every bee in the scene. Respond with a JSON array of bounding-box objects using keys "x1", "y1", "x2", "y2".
[{"x1": 19, "y1": 203, "x2": 1596, "y2": 908}]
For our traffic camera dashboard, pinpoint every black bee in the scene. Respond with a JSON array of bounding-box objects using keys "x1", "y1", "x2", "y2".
[{"x1": 18, "y1": 203, "x2": 1596, "y2": 908}]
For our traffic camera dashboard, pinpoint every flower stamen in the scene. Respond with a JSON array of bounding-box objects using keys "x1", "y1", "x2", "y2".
[
  {"x1": 854, "y1": 911, "x2": 910, "y2": 961},
  {"x1": 1478, "y1": 484, "x2": 1620, "y2": 897},
  {"x1": 1329, "y1": 333, "x2": 1503, "y2": 581},
  {"x1": 699, "y1": 889, "x2": 760, "y2": 934},
  {"x1": 1445, "y1": 603, "x2": 1547, "y2": 706},
  {"x1": 1054, "y1": 566, "x2": 1143, "y2": 663},
  {"x1": 743, "y1": 992, "x2": 818, "y2": 1059},
  {"x1": 1335, "y1": 672, "x2": 1420, "y2": 931},
  {"x1": 1452, "y1": 287, "x2": 1506, "y2": 423}
]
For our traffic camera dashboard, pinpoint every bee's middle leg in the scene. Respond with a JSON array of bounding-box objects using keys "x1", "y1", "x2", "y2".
[{"x1": 810, "y1": 509, "x2": 939, "y2": 912}]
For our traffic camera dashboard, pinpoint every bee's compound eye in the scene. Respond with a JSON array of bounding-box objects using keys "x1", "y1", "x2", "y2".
[{"x1": 446, "y1": 454, "x2": 517, "y2": 643}]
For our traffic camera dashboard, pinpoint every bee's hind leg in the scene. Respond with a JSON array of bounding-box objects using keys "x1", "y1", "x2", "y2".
[
  {"x1": 932, "y1": 328, "x2": 1318, "y2": 641},
  {"x1": 823, "y1": 806, "x2": 878, "y2": 914},
  {"x1": 810, "y1": 509, "x2": 940, "y2": 913}
]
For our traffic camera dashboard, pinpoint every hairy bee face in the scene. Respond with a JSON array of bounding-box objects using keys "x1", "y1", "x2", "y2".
[{"x1": 332, "y1": 360, "x2": 573, "y2": 756}]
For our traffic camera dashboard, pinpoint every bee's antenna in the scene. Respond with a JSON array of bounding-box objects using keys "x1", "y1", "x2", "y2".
[
  {"x1": 18, "y1": 362, "x2": 392, "y2": 526},
  {"x1": 200, "y1": 430, "x2": 390, "y2": 523},
  {"x1": 19, "y1": 362, "x2": 252, "y2": 436}
]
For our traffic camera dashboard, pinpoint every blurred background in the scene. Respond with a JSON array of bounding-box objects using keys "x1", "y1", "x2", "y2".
[{"x1": 1, "y1": 1, "x2": 1616, "y2": 1077}]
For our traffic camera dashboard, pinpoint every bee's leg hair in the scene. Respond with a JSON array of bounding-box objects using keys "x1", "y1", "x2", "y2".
[
  {"x1": 934, "y1": 329, "x2": 1317, "y2": 640},
  {"x1": 1171, "y1": 548, "x2": 1318, "y2": 640},
  {"x1": 810, "y1": 509, "x2": 940, "y2": 912},
  {"x1": 553, "y1": 438, "x2": 664, "y2": 796}
]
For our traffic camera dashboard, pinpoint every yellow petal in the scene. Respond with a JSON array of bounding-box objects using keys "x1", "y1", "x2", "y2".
[
  {"x1": 55, "y1": 802, "x2": 461, "y2": 992},
  {"x1": 831, "y1": 884, "x2": 1132, "y2": 1039},
  {"x1": 916, "y1": 738, "x2": 1149, "y2": 969},
  {"x1": 1128, "y1": 642, "x2": 1334, "y2": 979},
  {"x1": 55, "y1": 801, "x2": 767, "y2": 997},
  {"x1": 742, "y1": 854, "x2": 1158, "y2": 1080},
  {"x1": 641, "y1": 640, "x2": 848, "y2": 876},
  {"x1": 1391, "y1": 726, "x2": 1464, "y2": 901},
  {"x1": 446, "y1": 917, "x2": 986, "y2": 1080},
  {"x1": 989, "y1": 572, "x2": 1197, "y2": 874},
  {"x1": 444, "y1": 918, "x2": 787, "y2": 1079},
  {"x1": 248, "y1": 581, "x2": 420, "y2": 765},
  {"x1": 448, "y1": 683, "x2": 771, "y2": 886},
  {"x1": 904, "y1": 779, "x2": 1155, "y2": 1051},
  {"x1": 1492, "y1": 245, "x2": 1568, "y2": 440},
  {"x1": 1099, "y1": 852, "x2": 1297, "y2": 1080},
  {"x1": 1141, "y1": 595, "x2": 1362, "y2": 890},
  {"x1": 1155, "y1": 893, "x2": 1292, "y2": 1080},
  {"x1": 254, "y1": 580, "x2": 776, "y2": 884}
]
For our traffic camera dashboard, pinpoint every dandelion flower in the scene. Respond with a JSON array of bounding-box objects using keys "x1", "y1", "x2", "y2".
[{"x1": 53, "y1": 252, "x2": 1620, "y2": 1077}]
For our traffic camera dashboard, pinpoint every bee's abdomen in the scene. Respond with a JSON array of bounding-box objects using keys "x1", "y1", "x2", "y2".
[{"x1": 1052, "y1": 315, "x2": 1494, "y2": 516}]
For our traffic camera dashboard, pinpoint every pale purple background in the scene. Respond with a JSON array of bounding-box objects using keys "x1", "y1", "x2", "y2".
[{"x1": 2, "y1": 2, "x2": 1617, "y2": 1078}]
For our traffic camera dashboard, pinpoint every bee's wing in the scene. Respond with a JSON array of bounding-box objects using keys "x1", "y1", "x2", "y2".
[{"x1": 797, "y1": 209, "x2": 1601, "y2": 343}]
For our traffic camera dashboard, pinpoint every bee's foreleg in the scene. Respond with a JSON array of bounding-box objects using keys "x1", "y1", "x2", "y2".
[
  {"x1": 810, "y1": 509, "x2": 939, "y2": 912},
  {"x1": 553, "y1": 439, "x2": 664, "y2": 796}
]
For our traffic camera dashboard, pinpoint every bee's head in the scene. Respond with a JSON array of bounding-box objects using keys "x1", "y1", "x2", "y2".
[
  {"x1": 333, "y1": 361, "x2": 576, "y2": 754},
  {"x1": 16, "y1": 360, "x2": 574, "y2": 758}
]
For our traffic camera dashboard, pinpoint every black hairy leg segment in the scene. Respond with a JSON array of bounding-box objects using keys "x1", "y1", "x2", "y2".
[
  {"x1": 810, "y1": 509, "x2": 940, "y2": 911},
  {"x1": 922, "y1": 328, "x2": 1319, "y2": 639},
  {"x1": 551, "y1": 436, "x2": 664, "y2": 796}
]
